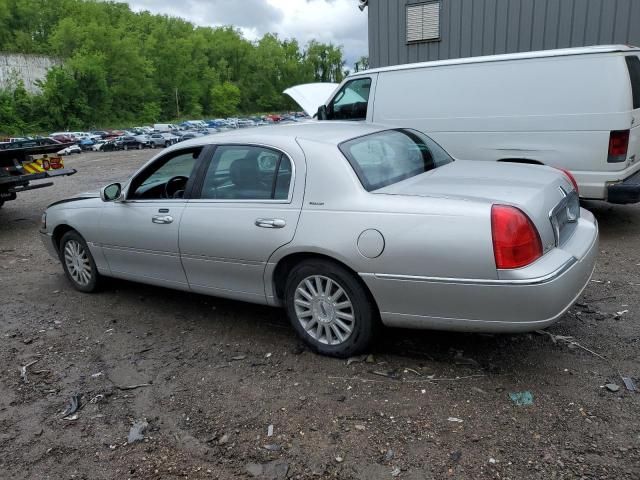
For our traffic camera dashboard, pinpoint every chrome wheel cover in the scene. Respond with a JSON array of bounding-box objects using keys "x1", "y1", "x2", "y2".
[
  {"x1": 294, "y1": 275, "x2": 355, "y2": 346},
  {"x1": 63, "y1": 240, "x2": 93, "y2": 286}
]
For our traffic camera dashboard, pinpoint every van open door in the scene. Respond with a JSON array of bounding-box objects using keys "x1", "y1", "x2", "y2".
[{"x1": 283, "y1": 83, "x2": 338, "y2": 117}]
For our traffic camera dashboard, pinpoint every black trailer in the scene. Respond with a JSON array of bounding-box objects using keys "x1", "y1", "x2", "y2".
[{"x1": 0, "y1": 139, "x2": 77, "y2": 207}]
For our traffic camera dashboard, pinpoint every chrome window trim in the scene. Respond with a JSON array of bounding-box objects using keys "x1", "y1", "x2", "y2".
[{"x1": 371, "y1": 257, "x2": 577, "y2": 286}]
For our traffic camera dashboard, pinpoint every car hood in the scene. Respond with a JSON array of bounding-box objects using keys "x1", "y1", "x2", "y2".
[
  {"x1": 48, "y1": 191, "x2": 100, "y2": 209},
  {"x1": 376, "y1": 160, "x2": 573, "y2": 233},
  {"x1": 283, "y1": 83, "x2": 338, "y2": 116}
]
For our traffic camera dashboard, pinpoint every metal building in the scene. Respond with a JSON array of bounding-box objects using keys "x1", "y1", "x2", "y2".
[{"x1": 364, "y1": 0, "x2": 640, "y2": 68}]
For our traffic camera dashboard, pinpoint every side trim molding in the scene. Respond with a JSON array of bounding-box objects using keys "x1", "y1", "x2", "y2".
[{"x1": 368, "y1": 257, "x2": 577, "y2": 286}]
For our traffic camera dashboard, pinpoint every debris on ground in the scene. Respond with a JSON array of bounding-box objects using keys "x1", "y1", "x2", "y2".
[
  {"x1": 605, "y1": 383, "x2": 621, "y2": 393},
  {"x1": 346, "y1": 355, "x2": 366, "y2": 365},
  {"x1": 127, "y1": 419, "x2": 148, "y2": 444},
  {"x1": 391, "y1": 467, "x2": 401, "y2": 477},
  {"x1": 335, "y1": 456, "x2": 344, "y2": 463},
  {"x1": 372, "y1": 370, "x2": 401, "y2": 379},
  {"x1": 246, "y1": 460, "x2": 289, "y2": 479},
  {"x1": 621, "y1": 377, "x2": 637, "y2": 392},
  {"x1": 230, "y1": 355, "x2": 247, "y2": 361},
  {"x1": 267, "y1": 424, "x2": 274, "y2": 437},
  {"x1": 19, "y1": 359, "x2": 40, "y2": 383},
  {"x1": 263, "y1": 444, "x2": 281, "y2": 452},
  {"x1": 89, "y1": 394, "x2": 105, "y2": 404},
  {"x1": 447, "y1": 417, "x2": 464, "y2": 423},
  {"x1": 365, "y1": 354, "x2": 375, "y2": 364},
  {"x1": 384, "y1": 449, "x2": 395, "y2": 462},
  {"x1": 218, "y1": 433, "x2": 229, "y2": 445},
  {"x1": 117, "y1": 383, "x2": 151, "y2": 391},
  {"x1": 535, "y1": 330, "x2": 607, "y2": 360},
  {"x1": 450, "y1": 450, "x2": 462, "y2": 463},
  {"x1": 509, "y1": 391, "x2": 534, "y2": 406},
  {"x1": 61, "y1": 394, "x2": 81, "y2": 418}
]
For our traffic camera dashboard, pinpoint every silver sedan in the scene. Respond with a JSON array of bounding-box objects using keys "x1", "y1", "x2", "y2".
[{"x1": 40, "y1": 123, "x2": 598, "y2": 357}]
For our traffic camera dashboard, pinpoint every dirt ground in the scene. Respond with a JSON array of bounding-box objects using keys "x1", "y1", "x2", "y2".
[{"x1": 1, "y1": 149, "x2": 639, "y2": 480}]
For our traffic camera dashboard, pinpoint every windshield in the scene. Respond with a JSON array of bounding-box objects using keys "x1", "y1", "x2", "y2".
[{"x1": 339, "y1": 129, "x2": 453, "y2": 191}]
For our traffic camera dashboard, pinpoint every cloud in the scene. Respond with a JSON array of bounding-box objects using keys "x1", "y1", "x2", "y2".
[{"x1": 127, "y1": 0, "x2": 368, "y2": 67}]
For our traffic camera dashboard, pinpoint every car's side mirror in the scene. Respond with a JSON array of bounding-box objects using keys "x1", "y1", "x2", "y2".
[
  {"x1": 101, "y1": 183, "x2": 122, "y2": 202},
  {"x1": 316, "y1": 105, "x2": 328, "y2": 120}
]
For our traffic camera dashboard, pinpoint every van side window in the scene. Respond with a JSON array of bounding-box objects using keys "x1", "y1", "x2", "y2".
[
  {"x1": 626, "y1": 56, "x2": 640, "y2": 109},
  {"x1": 327, "y1": 78, "x2": 372, "y2": 121}
]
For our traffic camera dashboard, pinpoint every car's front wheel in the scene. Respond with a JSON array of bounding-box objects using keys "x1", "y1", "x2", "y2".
[
  {"x1": 59, "y1": 231, "x2": 101, "y2": 293},
  {"x1": 284, "y1": 259, "x2": 379, "y2": 357}
]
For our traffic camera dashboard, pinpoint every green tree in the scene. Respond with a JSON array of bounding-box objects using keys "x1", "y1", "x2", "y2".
[
  {"x1": 210, "y1": 82, "x2": 241, "y2": 117},
  {"x1": 0, "y1": 0, "x2": 349, "y2": 131}
]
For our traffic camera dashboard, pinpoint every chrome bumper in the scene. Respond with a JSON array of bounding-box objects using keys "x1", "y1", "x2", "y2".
[{"x1": 361, "y1": 209, "x2": 599, "y2": 333}]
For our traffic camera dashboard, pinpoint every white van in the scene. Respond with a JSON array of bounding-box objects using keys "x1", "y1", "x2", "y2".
[
  {"x1": 153, "y1": 123, "x2": 179, "y2": 132},
  {"x1": 286, "y1": 45, "x2": 640, "y2": 204}
]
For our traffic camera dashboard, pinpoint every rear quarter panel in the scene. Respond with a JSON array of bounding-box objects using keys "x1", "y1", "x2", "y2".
[{"x1": 270, "y1": 140, "x2": 497, "y2": 281}]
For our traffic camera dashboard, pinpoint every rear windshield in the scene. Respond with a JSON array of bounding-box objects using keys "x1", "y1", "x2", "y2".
[
  {"x1": 626, "y1": 56, "x2": 640, "y2": 109},
  {"x1": 339, "y1": 129, "x2": 453, "y2": 191}
]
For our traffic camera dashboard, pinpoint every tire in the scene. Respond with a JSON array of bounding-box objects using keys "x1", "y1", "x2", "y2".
[
  {"x1": 284, "y1": 259, "x2": 379, "y2": 357},
  {"x1": 124, "y1": 144, "x2": 128, "y2": 151},
  {"x1": 137, "y1": 143, "x2": 142, "y2": 150},
  {"x1": 59, "y1": 230, "x2": 101, "y2": 293}
]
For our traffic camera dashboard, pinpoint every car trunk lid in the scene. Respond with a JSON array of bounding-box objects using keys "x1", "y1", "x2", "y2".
[{"x1": 376, "y1": 161, "x2": 579, "y2": 250}]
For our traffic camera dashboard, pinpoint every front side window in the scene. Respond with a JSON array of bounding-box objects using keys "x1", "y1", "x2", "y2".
[
  {"x1": 129, "y1": 147, "x2": 202, "y2": 199},
  {"x1": 327, "y1": 77, "x2": 371, "y2": 121},
  {"x1": 339, "y1": 129, "x2": 453, "y2": 191},
  {"x1": 199, "y1": 145, "x2": 292, "y2": 200}
]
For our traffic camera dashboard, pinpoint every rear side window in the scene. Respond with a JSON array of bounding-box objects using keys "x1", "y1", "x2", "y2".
[
  {"x1": 339, "y1": 129, "x2": 453, "y2": 191},
  {"x1": 200, "y1": 145, "x2": 292, "y2": 200},
  {"x1": 625, "y1": 56, "x2": 640, "y2": 109},
  {"x1": 327, "y1": 78, "x2": 372, "y2": 121}
]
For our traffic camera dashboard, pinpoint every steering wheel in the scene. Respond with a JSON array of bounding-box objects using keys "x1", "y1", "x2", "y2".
[{"x1": 165, "y1": 175, "x2": 189, "y2": 199}]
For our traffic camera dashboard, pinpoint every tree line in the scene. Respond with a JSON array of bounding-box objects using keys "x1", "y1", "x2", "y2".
[{"x1": 0, "y1": 0, "x2": 349, "y2": 135}]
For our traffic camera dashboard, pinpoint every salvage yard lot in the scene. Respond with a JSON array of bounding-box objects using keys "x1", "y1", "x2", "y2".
[{"x1": 1, "y1": 150, "x2": 639, "y2": 479}]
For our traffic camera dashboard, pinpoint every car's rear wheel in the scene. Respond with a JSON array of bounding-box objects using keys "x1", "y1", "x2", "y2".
[
  {"x1": 284, "y1": 259, "x2": 379, "y2": 357},
  {"x1": 59, "y1": 231, "x2": 101, "y2": 293}
]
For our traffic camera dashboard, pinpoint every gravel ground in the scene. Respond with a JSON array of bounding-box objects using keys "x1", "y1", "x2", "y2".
[{"x1": 1, "y1": 149, "x2": 639, "y2": 480}]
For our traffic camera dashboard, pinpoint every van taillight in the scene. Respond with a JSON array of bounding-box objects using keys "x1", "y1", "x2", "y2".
[
  {"x1": 608, "y1": 130, "x2": 630, "y2": 163},
  {"x1": 491, "y1": 205, "x2": 543, "y2": 270}
]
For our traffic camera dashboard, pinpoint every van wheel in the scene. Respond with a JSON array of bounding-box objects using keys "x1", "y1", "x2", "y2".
[
  {"x1": 284, "y1": 259, "x2": 379, "y2": 358},
  {"x1": 137, "y1": 144, "x2": 142, "y2": 150},
  {"x1": 124, "y1": 145, "x2": 128, "y2": 151},
  {"x1": 59, "y1": 231, "x2": 101, "y2": 293}
]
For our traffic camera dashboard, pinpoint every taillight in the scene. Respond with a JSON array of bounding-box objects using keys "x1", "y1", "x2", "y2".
[
  {"x1": 491, "y1": 205, "x2": 543, "y2": 269},
  {"x1": 557, "y1": 168, "x2": 579, "y2": 194},
  {"x1": 608, "y1": 130, "x2": 629, "y2": 163}
]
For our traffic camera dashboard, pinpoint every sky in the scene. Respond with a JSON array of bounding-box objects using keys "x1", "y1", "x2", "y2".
[{"x1": 126, "y1": 0, "x2": 369, "y2": 68}]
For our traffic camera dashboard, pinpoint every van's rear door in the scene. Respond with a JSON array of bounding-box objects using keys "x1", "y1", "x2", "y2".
[{"x1": 623, "y1": 55, "x2": 640, "y2": 167}]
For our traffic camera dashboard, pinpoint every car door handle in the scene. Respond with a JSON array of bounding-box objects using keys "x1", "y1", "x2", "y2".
[
  {"x1": 255, "y1": 218, "x2": 286, "y2": 229},
  {"x1": 152, "y1": 215, "x2": 174, "y2": 224}
]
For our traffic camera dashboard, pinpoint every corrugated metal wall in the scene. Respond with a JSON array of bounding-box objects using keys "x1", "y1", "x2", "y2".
[{"x1": 368, "y1": 0, "x2": 640, "y2": 67}]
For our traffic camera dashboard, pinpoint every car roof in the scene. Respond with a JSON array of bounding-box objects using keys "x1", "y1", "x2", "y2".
[
  {"x1": 174, "y1": 121, "x2": 390, "y2": 150},
  {"x1": 353, "y1": 44, "x2": 640, "y2": 76}
]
